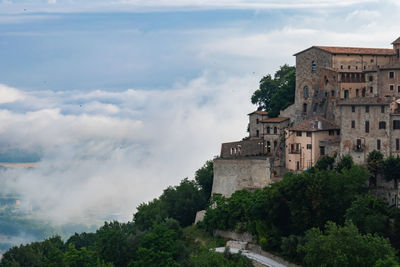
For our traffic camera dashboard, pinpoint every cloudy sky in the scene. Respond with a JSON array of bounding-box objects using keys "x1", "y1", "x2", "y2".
[{"x1": 0, "y1": 0, "x2": 399, "y2": 225}]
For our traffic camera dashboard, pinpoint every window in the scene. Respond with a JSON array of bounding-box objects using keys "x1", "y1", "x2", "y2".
[
  {"x1": 369, "y1": 75, "x2": 373, "y2": 82},
  {"x1": 348, "y1": 65, "x2": 351, "y2": 70},
  {"x1": 340, "y1": 65, "x2": 343, "y2": 69},
  {"x1": 331, "y1": 90, "x2": 335, "y2": 97},
  {"x1": 304, "y1": 86, "x2": 309, "y2": 98},
  {"x1": 397, "y1": 49, "x2": 400, "y2": 58},
  {"x1": 256, "y1": 130, "x2": 259, "y2": 137},
  {"x1": 256, "y1": 118, "x2": 259, "y2": 124},
  {"x1": 267, "y1": 141, "x2": 271, "y2": 153},
  {"x1": 267, "y1": 127, "x2": 270, "y2": 134},
  {"x1": 320, "y1": 146, "x2": 325, "y2": 156},
  {"x1": 337, "y1": 129, "x2": 340, "y2": 135},
  {"x1": 396, "y1": 138, "x2": 399, "y2": 150},
  {"x1": 398, "y1": 85, "x2": 400, "y2": 93},
  {"x1": 313, "y1": 104, "x2": 318, "y2": 112},
  {"x1": 351, "y1": 120, "x2": 355, "y2": 128},
  {"x1": 377, "y1": 139, "x2": 381, "y2": 150},
  {"x1": 389, "y1": 71, "x2": 395, "y2": 79},
  {"x1": 296, "y1": 131, "x2": 302, "y2": 136},
  {"x1": 307, "y1": 144, "x2": 312, "y2": 149},
  {"x1": 366, "y1": 105, "x2": 369, "y2": 113},
  {"x1": 352, "y1": 105, "x2": 355, "y2": 112},
  {"x1": 303, "y1": 103, "x2": 307, "y2": 113},
  {"x1": 329, "y1": 130, "x2": 334, "y2": 136},
  {"x1": 356, "y1": 89, "x2": 359, "y2": 97},
  {"x1": 306, "y1": 132, "x2": 312, "y2": 137},
  {"x1": 274, "y1": 141, "x2": 277, "y2": 149},
  {"x1": 357, "y1": 139, "x2": 362, "y2": 149},
  {"x1": 381, "y1": 106, "x2": 385, "y2": 113},
  {"x1": 365, "y1": 121, "x2": 369, "y2": 133},
  {"x1": 394, "y1": 120, "x2": 400, "y2": 129},
  {"x1": 344, "y1": 90, "x2": 349, "y2": 99},
  {"x1": 379, "y1": 121, "x2": 386, "y2": 129},
  {"x1": 362, "y1": 88, "x2": 366, "y2": 97},
  {"x1": 274, "y1": 127, "x2": 277, "y2": 134},
  {"x1": 312, "y1": 61, "x2": 316, "y2": 72},
  {"x1": 390, "y1": 85, "x2": 394, "y2": 91}
]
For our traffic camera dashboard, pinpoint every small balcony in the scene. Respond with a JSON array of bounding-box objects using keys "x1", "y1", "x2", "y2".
[
  {"x1": 289, "y1": 149, "x2": 300, "y2": 154},
  {"x1": 353, "y1": 144, "x2": 365, "y2": 152}
]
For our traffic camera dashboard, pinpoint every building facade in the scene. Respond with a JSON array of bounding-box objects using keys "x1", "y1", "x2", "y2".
[{"x1": 212, "y1": 36, "x2": 400, "y2": 198}]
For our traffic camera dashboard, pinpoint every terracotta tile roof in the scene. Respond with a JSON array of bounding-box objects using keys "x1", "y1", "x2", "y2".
[
  {"x1": 248, "y1": 110, "x2": 268, "y2": 115},
  {"x1": 315, "y1": 46, "x2": 395, "y2": 56},
  {"x1": 392, "y1": 37, "x2": 400, "y2": 44},
  {"x1": 294, "y1": 46, "x2": 394, "y2": 56},
  {"x1": 338, "y1": 97, "x2": 392, "y2": 106},
  {"x1": 260, "y1": 117, "x2": 290, "y2": 123},
  {"x1": 289, "y1": 117, "x2": 339, "y2": 132}
]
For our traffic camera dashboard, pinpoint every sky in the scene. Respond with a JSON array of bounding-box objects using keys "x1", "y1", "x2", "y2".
[{"x1": 0, "y1": 0, "x2": 399, "y2": 226}]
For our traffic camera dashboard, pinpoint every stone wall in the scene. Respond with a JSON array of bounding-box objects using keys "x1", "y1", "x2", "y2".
[
  {"x1": 339, "y1": 103, "x2": 391, "y2": 164},
  {"x1": 294, "y1": 47, "x2": 332, "y2": 124},
  {"x1": 220, "y1": 139, "x2": 266, "y2": 158},
  {"x1": 212, "y1": 158, "x2": 271, "y2": 197}
]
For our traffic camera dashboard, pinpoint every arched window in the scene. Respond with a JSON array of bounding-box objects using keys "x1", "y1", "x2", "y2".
[
  {"x1": 274, "y1": 127, "x2": 277, "y2": 134},
  {"x1": 303, "y1": 103, "x2": 307, "y2": 113},
  {"x1": 312, "y1": 61, "x2": 316, "y2": 72},
  {"x1": 304, "y1": 86, "x2": 309, "y2": 98},
  {"x1": 267, "y1": 127, "x2": 270, "y2": 134}
]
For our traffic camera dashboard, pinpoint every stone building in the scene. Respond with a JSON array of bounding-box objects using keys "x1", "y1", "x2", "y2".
[{"x1": 211, "y1": 36, "x2": 400, "y2": 199}]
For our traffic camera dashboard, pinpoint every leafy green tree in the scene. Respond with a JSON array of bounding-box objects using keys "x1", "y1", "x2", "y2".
[
  {"x1": 130, "y1": 219, "x2": 183, "y2": 267},
  {"x1": 195, "y1": 160, "x2": 214, "y2": 201},
  {"x1": 314, "y1": 155, "x2": 335, "y2": 170},
  {"x1": 300, "y1": 221, "x2": 398, "y2": 267},
  {"x1": 367, "y1": 150, "x2": 384, "y2": 187},
  {"x1": 95, "y1": 221, "x2": 133, "y2": 267},
  {"x1": 345, "y1": 195, "x2": 389, "y2": 235},
  {"x1": 160, "y1": 178, "x2": 207, "y2": 227},
  {"x1": 335, "y1": 154, "x2": 354, "y2": 173},
  {"x1": 63, "y1": 245, "x2": 94, "y2": 267},
  {"x1": 383, "y1": 155, "x2": 400, "y2": 189},
  {"x1": 66, "y1": 232, "x2": 97, "y2": 250},
  {"x1": 251, "y1": 65, "x2": 295, "y2": 117},
  {"x1": 134, "y1": 198, "x2": 168, "y2": 231}
]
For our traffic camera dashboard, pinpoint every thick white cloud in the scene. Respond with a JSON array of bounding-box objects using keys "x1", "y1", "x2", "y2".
[
  {"x1": 0, "y1": 72, "x2": 256, "y2": 224},
  {"x1": 0, "y1": 84, "x2": 25, "y2": 104}
]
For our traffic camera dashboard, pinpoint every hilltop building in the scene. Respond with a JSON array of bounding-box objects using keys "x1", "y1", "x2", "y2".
[{"x1": 211, "y1": 36, "x2": 400, "y2": 202}]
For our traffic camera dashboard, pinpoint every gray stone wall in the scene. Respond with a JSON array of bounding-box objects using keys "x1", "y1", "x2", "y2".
[
  {"x1": 212, "y1": 158, "x2": 271, "y2": 197},
  {"x1": 379, "y1": 69, "x2": 400, "y2": 97},
  {"x1": 294, "y1": 48, "x2": 332, "y2": 124},
  {"x1": 339, "y1": 104, "x2": 391, "y2": 164},
  {"x1": 220, "y1": 139, "x2": 266, "y2": 158},
  {"x1": 249, "y1": 113, "x2": 267, "y2": 139}
]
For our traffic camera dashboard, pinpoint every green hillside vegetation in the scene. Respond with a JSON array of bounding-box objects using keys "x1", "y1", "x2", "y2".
[{"x1": 3, "y1": 154, "x2": 400, "y2": 266}]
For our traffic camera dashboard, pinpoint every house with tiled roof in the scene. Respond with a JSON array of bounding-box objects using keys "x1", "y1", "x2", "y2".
[{"x1": 210, "y1": 36, "x2": 400, "y2": 203}]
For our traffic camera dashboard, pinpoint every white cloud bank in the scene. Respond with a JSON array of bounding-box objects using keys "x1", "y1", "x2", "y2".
[{"x1": 0, "y1": 73, "x2": 256, "y2": 225}]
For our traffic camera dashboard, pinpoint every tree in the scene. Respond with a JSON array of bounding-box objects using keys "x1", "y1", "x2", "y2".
[
  {"x1": 335, "y1": 154, "x2": 354, "y2": 173},
  {"x1": 194, "y1": 160, "x2": 214, "y2": 201},
  {"x1": 367, "y1": 150, "x2": 384, "y2": 187},
  {"x1": 130, "y1": 220, "x2": 183, "y2": 267},
  {"x1": 251, "y1": 65, "x2": 295, "y2": 117},
  {"x1": 160, "y1": 178, "x2": 207, "y2": 227},
  {"x1": 345, "y1": 195, "x2": 389, "y2": 235},
  {"x1": 314, "y1": 155, "x2": 335, "y2": 170},
  {"x1": 95, "y1": 221, "x2": 132, "y2": 267},
  {"x1": 299, "y1": 221, "x2": 398, "y2": 267},
  {"x1": 383, "y1": 155, "x2": 400, "y2": 189}
]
